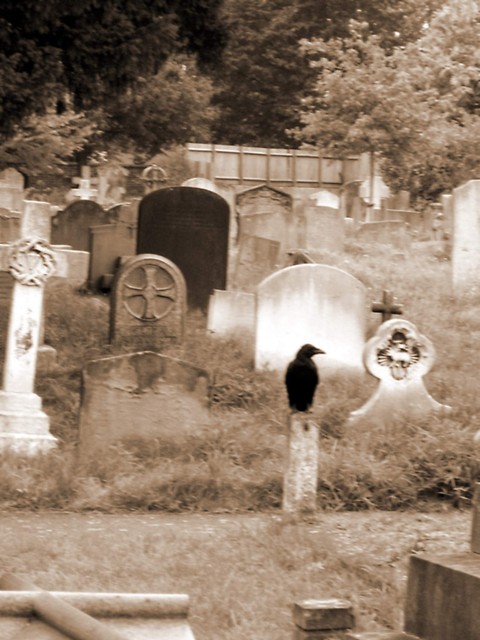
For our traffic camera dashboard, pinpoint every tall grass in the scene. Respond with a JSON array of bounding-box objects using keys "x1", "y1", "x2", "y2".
[{"x1": 0, "y1": 243, "x2": 478, "y2": 512}]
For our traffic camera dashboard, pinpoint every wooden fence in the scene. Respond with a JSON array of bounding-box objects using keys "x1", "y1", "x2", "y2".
[{"x1": 186, "y1": 143, "x2": 366, "y2": 188}]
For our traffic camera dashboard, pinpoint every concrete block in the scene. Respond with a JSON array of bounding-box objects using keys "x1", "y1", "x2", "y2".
[
  {"x1": 404, "y1": 553, "x2": 480, "y2": 640},
  {"x1": 294, "y1": 599, "x2": 355, "y2": 631}
]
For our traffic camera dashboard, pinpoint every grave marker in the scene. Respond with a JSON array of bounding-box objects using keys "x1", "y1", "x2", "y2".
[
  {"x1": 78, "y1": 351, "x2": 210, "y2": 458},
  {"x1": 0, "y1": 203, "x2": 58, "y2": 451},
  {"x1": 301, "y1": 205, "x2": 345, "y2": 253},
  {"x1": 109, "y1": 254, "x2": 186, "y2": 347},
  {"x1": 255, "y1": 264, "x2": 367, "y2": 376},
  {"x1": 348, "y1": 318, "x2": 451, "y2": 429},
  {"x1": 452, "y1": 179, "x2": 480, "y2": 296},
  {"x1": 232, "y1": 233, "x2": 281, "y2": 291},
  {"x1": 51, "y1": 200, "x2": 114, "y2": 252},
  {"x1": 371, "y1": 290, "x2": 403, "y2": 323},
  {"x1": 137, "y1": 186, "x2": 229, "y2": 310},
  {"x1": 0, "y1": 167, "x2": 24, "y2": 211},
  {"x1": 282, "y1": 414, "x2": 319, "y2": 515},
  {"x1": 88, "y1": 222, "x2": 136, "y2": 292}
]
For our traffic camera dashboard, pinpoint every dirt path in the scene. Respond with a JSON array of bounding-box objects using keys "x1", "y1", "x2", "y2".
[{"x1": 0, "y1": 509, "x2": 472, "y2": 559}]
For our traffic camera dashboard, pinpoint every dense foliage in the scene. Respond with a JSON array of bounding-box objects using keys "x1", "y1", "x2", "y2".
[{"x1": 2, "y1": 0, "x2": 480, "y2": 201}]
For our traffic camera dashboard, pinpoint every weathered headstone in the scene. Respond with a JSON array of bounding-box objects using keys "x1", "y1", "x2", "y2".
[
  {"x1": 255, "y1": 264, "x2": 366, "y2": 376},
  {"x1": 348, "y1": 318, "x2": 451, "y2": 429},
  {"x1": 452, "y1": 179, "x2": 480, "y2": 296},
  {"x1": 207, "y1": 289, "x2": 255, "y2": 339},
  {"x1": 88, "y1": 222, "x2": 136, "y2": 292},
  {"x1": 51, "y1": 200, "x2": 115, "y2": 252},
  {"x1": 282, "y1": 414, "x2": 319, "y2": 515},
  {"x1": 78, "y1": 351, "x2": 210, "y2": 458},
  {"x1": 232, "y1": 233, "x2": 281, "y2": 291},
  {"x1": 0, "y1": 208, "x2": 21, "y2": 242},
  {"x1": 301, "y1": 206, "x2": 345, "y2": 252},
  {"x1": 141, "y1": 164, "x2": 167, "y2": 193},
  {"x1": 236, "y1": 184, "x2": 294, "y2": 254},
  {"x1": 137, "y1": 186, "x2": 229, "y2": 310},
  {"x1": 356, "y1": 220, "x2": 410, "y2": 248},
  {"x1": 109, "y1": 254, "x2": 186, "y2": 347},
  {"x1": 181, "y1": 177, "x2": 222, "y2": 194},
  {"x1": 0, "y1": 168, "x2": 24, "y2": 211},
  {"x1": 0, "y1": 202, "x2": 58, "y2": 452}
]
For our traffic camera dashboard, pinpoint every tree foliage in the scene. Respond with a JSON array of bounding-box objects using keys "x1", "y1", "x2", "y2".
[{"x1": 295, "y1": 0, "x2": 480, "y2": 202}]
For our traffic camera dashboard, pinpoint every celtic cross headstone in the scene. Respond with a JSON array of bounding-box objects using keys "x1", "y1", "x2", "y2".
[
  {"x1": 109, "y1": 254, "x2": 186, "y2": 348},
  {"x1": 0, "y1": 201, "x2": 59, "y2": 452}
]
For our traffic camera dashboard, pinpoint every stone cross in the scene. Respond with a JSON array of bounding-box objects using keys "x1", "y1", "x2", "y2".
[
  {"x1": 0, "y1": 201, "x2": 58, "y2": 452},
  {"x1": 371, "y1": 289, "x2": 403, "y2": 322},
  {"x1": 71, "y1": 166, "x2": 98, "y2": 200},
  {"x1": 141, "y1": 164, "x2": 167, "y2": 194},
  {"x1": 282, "y1": 414, "x2": 319, "y2": 515}
]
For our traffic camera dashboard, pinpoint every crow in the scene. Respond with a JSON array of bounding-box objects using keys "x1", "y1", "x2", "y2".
[{"x1": 285, "y1": 344, "x2": 325, "y2": 412}]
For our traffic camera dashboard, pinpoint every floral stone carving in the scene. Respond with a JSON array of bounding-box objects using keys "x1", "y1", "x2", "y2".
[{"x1": 349, "y1": 318, "x2": 451, "y2": 428}]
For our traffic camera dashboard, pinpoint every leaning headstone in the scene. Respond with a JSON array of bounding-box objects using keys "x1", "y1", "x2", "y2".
[
  {"x1": 137, "y1": 186, "x2": 229, "y2": 310},
  {"x1": 232, "y1": 233, "x2": 281, "y2": 291},
  {"x1": 452, "y1": 179, "x2": 480, "y2": 296},
  {"x1": 88, "y1": 221, "x2": 136, "y2": 292},
  {"x1": 78, "y1": 351, "x2": 210, "y2": 458},
  {"x1": 348, "y1": 318, "x2": 451, "y2": 429},
  {"x1": 283, "y1": 414, "x2": 319, "y2": 515},
  {"x1": 51, "y1": 200, "x2": 115, "y2": 251},
  {"x1": 255, "y1": 264, "x2": 367, "y2": 376},
  {"x1": 301, "y1": 206, "x2": 345, "y2": 252},
  {"x1": 0, "y1": 202, "x2": 59, "y2": 452},
  {"x1": 109, "y1": 254, "x2": 186, "y2": 348},
  {"x1": 236, "y1": 184, "x2": 294, "y2": 254}
]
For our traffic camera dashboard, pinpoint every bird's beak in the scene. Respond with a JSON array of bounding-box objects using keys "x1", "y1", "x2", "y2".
[{"x1": 314, "y1": 348, "x2": 326, "y2": 355}]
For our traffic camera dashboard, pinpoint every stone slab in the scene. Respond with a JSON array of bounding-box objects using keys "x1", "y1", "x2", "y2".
[
  {"x1": 207, "y1": 289, "x2": 255, "y2": 339},
  {"x1": 0, "y1": 591, "x2": 194, "y2": 640},
  {"x1": 404, "y1": 553, "x2": 480, "y2": 640},
  {"x1": 294, "y1": 599, "x2": 354, "y2": 630}
]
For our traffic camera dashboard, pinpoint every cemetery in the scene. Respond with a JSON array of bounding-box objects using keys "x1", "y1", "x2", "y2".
[{"x1": 0, "y1": 154, "x2": 477, "y2": 640}]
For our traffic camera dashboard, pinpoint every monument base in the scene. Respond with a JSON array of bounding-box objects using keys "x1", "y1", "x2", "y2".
[
  {"x1": 0, "y1": 391, "x2": 57, "y2": 453},
  {"x1": 404, "y1": 553, "x2": 480, "y2": 640}
]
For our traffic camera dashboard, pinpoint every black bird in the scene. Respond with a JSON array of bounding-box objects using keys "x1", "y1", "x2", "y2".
[{"x1": 285, "y1": 344, "x2": 325, "y2": 412}]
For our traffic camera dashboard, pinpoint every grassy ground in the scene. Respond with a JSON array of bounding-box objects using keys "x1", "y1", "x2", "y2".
[
  {"x1": 0, "y1": 510, "x2": 471, "y2": 639},
  {"x1": 0, "y1": 240, "x2": 478, "y2": 512}
]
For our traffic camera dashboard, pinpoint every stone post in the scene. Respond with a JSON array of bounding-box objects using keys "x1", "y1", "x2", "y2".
[
  {"x1": 282, "y1": 414, "x2": 319, "y2": 515},
  {"x1": 471, "y1": 482, "x2": 480, "y2": 554}
]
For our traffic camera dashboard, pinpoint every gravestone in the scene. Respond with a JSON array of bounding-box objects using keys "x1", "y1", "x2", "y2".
[
  {"x1": 181, "y1": 177, "x2": 222, "y2": 194},
  {"x1": 51, "y1": 200, "x2": 115, "y2": 252},
  {"x1": 309, "y1": 189, "x2": 340, "y2": 208},
  {"x1": 207, "y1": 289, "x2": 255, "y2": 340},
  {"x1": 359, "y1": 174, "x2": 391, "y2": 213},
  {"x1": 232, "y1": 233, "x2": 281, "y2": 291},
  {"x1": 452, "y1": 179, "x2": 480, "y2": 296},
  {"x1": 236, "y1": 184, "x2": 294, "y2": 253},
  {"x1": 0, "y1": 203, "x2": 59, "y2": 452},
  {"x1": 356, "y1": 220, "x2": 410, "y2": 248},
  {"x1": 0, "y1": 168, "x2": 24, "y2": 211},
  {"x1": 348, "y1": 318, "x2": 451, "y2": 430},
  {"x1": 0, "y1": 208, "x2": 21, "y2": 242},
  {"x1": 301, "y1": 206, "x2": 345, "y2": 252},
  {"x1": 109, "y1": 254, "x2": 186, "y2": 348},
  {"x1": 255, "y1": 264, "x2": 367, "y2": 376},
  {"x1": 88, "y1": 222, "x2": 136, "y2": 292},
  {"x1": 78, "y1": 351, "x2": 210, "y2": 458},
  {"x1": 137, "y1": 186, "x2": 229, "y2": 310}
]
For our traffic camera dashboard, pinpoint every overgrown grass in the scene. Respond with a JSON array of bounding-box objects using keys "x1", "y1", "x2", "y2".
[{"x1": 0, "y1": 243, "x2": 478, "y2": 512}]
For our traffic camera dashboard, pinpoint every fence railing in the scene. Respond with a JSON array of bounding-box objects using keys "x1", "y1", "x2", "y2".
[{"x1": 186, "y1": 144, "x2": 366, "y2": 188}]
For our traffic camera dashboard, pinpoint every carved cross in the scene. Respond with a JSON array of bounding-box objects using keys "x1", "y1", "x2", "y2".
[{"x1": 371, "y1": 289, "x2": 403, "y2": 323}]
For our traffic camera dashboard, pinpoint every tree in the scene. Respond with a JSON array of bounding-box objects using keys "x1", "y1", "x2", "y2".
[
  {"x1": 210, "y1": 0, "x2": 445, "y2": 146},
  {"x1": 294, "y1": 1, "x2": 480, "y2": 203},
  {"x1": 0, "y1": 0, "x2": 226, "y2": 139}
]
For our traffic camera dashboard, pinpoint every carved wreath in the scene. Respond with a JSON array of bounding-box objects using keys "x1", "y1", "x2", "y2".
[
  {"x1": 8, "y1": 238, "x2": 57, "y2": 286},
  {"x1": 376, "y1": 329, "x2": 421, "y2": 380}
]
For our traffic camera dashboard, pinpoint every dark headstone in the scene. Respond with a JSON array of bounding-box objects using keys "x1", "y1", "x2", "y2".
[
  {"x1": 137, "y1": 187, "x2": 229, "y2": 310},
  {"x1": 88, "y1": 222, "x2": 136, "y2": 292},
  {"x1": 51, "y1": 200, "x2": 116, "y2": 252}
]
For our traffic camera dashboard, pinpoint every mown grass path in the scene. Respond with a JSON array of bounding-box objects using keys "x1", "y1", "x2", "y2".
[{"x1": 0, "y1": 509, "x2": 472, "y2": 639}]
